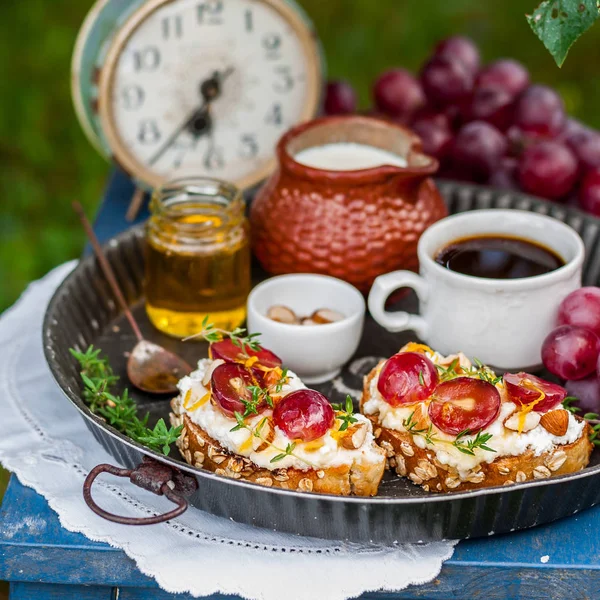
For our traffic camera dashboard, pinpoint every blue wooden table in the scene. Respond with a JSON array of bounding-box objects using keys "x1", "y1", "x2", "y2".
[{"x1": 1, "y1": 169, "x2": 600, "y2": 599}]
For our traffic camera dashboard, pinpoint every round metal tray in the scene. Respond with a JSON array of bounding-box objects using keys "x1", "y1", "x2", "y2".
[{"x1": 43, "y1": 181, "x2": 600, "y2": 542}]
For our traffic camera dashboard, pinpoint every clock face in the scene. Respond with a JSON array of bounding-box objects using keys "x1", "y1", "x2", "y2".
[{"x1": 98, "y1": 0, "x2": 322, "y2": 189}]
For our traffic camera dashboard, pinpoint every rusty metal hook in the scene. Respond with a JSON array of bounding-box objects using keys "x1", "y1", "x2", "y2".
[{"x1": 83, "y1": 458, "x2": 198, "y2": 525}]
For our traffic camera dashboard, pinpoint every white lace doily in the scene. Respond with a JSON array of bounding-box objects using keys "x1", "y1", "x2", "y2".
[{"x1": 0, "y1": 262, "x2": 457, "y2": 600}]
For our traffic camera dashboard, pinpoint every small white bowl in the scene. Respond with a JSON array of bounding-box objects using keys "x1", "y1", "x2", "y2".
[{"x1": 247, "y1": 274, "x2": 366, "y2": 384}]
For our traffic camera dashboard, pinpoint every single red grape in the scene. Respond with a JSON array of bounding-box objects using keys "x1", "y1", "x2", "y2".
[
  {"x1": 210, "y1": 338, "x2": 282, "y2": 369},
  {"x1": 518, "y1": 141, "x2": 578, "y2": 200},
  {"x1": 449, "y1": 121, "x2": 507, "y2": 182},
  {"x1": 504, "y1": 372, "x2": 567, "y2": 413},
  {"x1": 580, "y1": 168, "x2": 600, "y2": 216},
  {"x1": 489, "y1": 156, "x2": 519, "y2": 190},
  {"x1": 566, "y1": 129, "x2": 600, "y2": 172},
  {"x1": 476, "y1": 59, "x2": 530, "y2": 97},
  {"x1": 462, "y1": 86, "x2": 514, "y2": 131},
  {"x1": 324, "y1": 80, "x2": 357, "y2": 115},
  {"x1": 412, "y1": 112, "x2": 453, "y2": 158},
  {"x1": 428, "y1": 377, "x2": 501, "y2": 435},
  {"x1": 272, "y1": 389, "x2": 335, "y2": 442},
  {"x1": 377, "y1": 352, "x2": 438, "y2": 406},
  {"x1": 559, "y1": 118, "x2": 588, "y2": 142},
  {"x1": 211, "y1": 363, "x2": 263, "y2": 417},
  {"x1": 565, "y1": 376, "x2": 600, "y2": 414},
  {"x1": 420, "y1": 56, "x2": 474, "y2": 107},
  {"x1": 373, "y1": 69, "x2": 425, "y2": 121},
  {"x1": 542, "y1": 325, "x2": 600, "y2": 380},
  {"x1": 558, "y1": 287, "x2": 600, "y2": 336},
  {"x1": 434, "y1": 36, "x2": 480, "y2": 74},
  {"x1": 513, "y1": 85, "x2": 566, "y2": 139}
]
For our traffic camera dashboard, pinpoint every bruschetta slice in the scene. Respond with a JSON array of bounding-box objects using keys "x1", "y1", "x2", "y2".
[
  {"x1": 360, "y1": 343, "x2": 592, "y2": 492},
  {"x1": 171, "y1": 339, "x2": 385, "y2": 496}
]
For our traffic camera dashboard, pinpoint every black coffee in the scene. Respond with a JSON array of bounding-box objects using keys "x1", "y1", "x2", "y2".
[{"x1": 435, "y1": 235, "x2": 565, "y2": 280}]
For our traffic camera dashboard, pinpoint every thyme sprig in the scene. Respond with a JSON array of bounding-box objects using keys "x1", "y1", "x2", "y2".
[
  {"x1": 273, "y1": 368, "x2": 289, "y2": 393},
  {"x1": 562, "y1": 397, "x2": 600, "y2": 446},
  {"x1": 472, "y1": 358, "x2": 503, "y2": 385},
  {"x1": 70, "y1": 346, "x2": 182, "y2": 455},
  {"x1": 271, "y1": 443, "x2": 298, "y2": 464},
  {"x1": 435, "y1": 357, "x2": 503, "y2": 386},
  {"x1": 562, "y1": 396, "x2": 580, "y2": 414},
  {"x1": 453, "y1": 429, "x2": 496, "y2": 456},
  {"x1": 435, "y1": 359, "x2": 461, "y2": 383},
  {"x1": 229, "y1": 413, "x2": 313, "y2": 467},
  {"x1": 245, "y1": 385, "x2": 273, "y2": 415},
  {"x1": 332, "y1": 395, "x2": 359, "y2": 432},
  {"x1": 242, "y1": 367, "x2": 291, "y2": 417},
  {"x1": 403, "y1": 411, "x2": 438, "y2": 445},
  {"x1": 402, "y1": 409, "x2": 497, "y2": 455},
  {"x1": 184, "y1": 316, "x2": 262, "y2": 356}
]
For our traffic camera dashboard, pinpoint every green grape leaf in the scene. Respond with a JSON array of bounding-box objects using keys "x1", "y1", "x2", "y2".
[{"x1": 527, "y1": 0, "x2": 600, "y2": 67}]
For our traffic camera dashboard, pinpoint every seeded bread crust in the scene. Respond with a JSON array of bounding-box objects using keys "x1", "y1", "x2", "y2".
[
  {"x1": 170, "y1": 402, "x2": 385, "y2": 496},
  {"x1": 360, "y1": 365, "x2": 593, "y2": 493}
]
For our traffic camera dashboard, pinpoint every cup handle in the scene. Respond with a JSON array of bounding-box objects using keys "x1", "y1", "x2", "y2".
[{"x1": 368, "y1": 271, "x2": 429, "y2": 339}]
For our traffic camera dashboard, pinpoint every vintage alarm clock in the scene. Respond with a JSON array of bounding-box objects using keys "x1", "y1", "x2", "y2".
[{"x1": 72, "y1": 0, "x2": 324, "y2": 194}]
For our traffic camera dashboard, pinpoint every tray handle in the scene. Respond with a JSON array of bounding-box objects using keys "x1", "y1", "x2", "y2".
[{"x1": 83, "y1": 456, "x2": 198, "y2": 525}]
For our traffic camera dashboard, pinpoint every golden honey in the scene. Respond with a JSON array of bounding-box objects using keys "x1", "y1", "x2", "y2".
[{"x1": 145, "y1": 178, "x2": 251, "y2": 338}]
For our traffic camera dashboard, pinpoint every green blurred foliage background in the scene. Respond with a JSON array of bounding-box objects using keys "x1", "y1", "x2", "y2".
[{"x1": 1, "y1": 0, "x2": 600, "y2": 312}]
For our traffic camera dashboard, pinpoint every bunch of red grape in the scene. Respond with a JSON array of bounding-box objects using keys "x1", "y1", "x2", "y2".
[
  {"x1": 543, "y1": 288, "x2": 600, "y2": 413},
  {"x1": 324, "y1": 36, "x2": 600, "y2": 216}
]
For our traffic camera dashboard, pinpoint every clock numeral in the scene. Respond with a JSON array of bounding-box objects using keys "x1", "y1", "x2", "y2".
[
  {"x1": 273, "y1": 66, "x2": 294, "y2": 93},
  {"x1": 137, "y1": 120, "x2": 161, "y2": 145},
  {"x1": 244, "y1": 9, "x2": 253, "y2": 32},
  {"x1": 265, "y1": 104, "x2": 283, "y2": 126},
  {"x1": 262, "y1": 33, "x2": 281, "y2": 59},
  {"x1": 121, "y1": 85, "x2": 145, "y2": 110},
  {"x1": 204, "y1": 146, "x2": 225, "y2": 170},
  {"x1": 132, "y1": 47, "x2": 161, "y2": 71},
  {"x1": 239, "y1": 134, "x2": 258, "y2": 159},
  {"x1": 162, "y1": 15, "x2": 183, "y2": 39},
  {"x1": 197, "y1": 0, "x2": 223, "y2": 24}
]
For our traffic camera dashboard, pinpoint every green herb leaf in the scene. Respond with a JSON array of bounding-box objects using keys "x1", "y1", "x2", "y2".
[
  {"x1": 72, "y1": 346, "x2": 181, "y2": 456},
  {"x1": 562, "y1": 396, "x2": 582, "y2": 413},
  {"x1": 335, "y1": 395, "x2": 359, "y2": 432},
  {"x1": 527, "y1": 0, "x2": 600, "y2": 67}
]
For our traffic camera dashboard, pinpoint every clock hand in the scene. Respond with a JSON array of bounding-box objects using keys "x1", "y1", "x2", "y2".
[
  {"x1": 148, "y1": 104, "x2": 211, "y2": 167},
  {"x1": 200, "y1": 67, "x2": 234, "y2": 103},
  {"x1": 147, "y1": 67, "x2": 231, "y2": 167}
]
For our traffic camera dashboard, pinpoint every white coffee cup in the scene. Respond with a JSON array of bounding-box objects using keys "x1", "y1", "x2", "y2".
[{"x1": 368, "y1": 209, "x2": 584, "y2": 370}]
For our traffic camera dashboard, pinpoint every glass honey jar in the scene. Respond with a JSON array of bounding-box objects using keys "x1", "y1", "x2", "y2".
[{"x1": 145, "y1": 177, "x2": 251, "y2": 338}]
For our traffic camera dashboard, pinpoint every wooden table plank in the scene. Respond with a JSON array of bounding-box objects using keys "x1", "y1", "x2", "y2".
[{"x1": 1, "y1": 476, "x2": 600, "y2": 599}]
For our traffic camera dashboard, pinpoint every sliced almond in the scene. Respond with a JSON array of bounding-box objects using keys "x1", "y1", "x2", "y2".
[
  {"x1": 340, "y1": 422, "x2": 368, "y2": 449},
  {"x1": 202, "y1": 359, "x2": 225, "y2": 386},
  {"x1": 252, "y1": 418, "x2": 275, "y2": 453},
  {"x1": 411, "y1": 403, "x2": 429, "y2": 430},
  {"x1": 267, "y1": 305, "x2": 299, "y2": 324},
  {"x1": 311, "y1": 308, "x2": 345, "y2": 324},
  {"x1": 540, "y1": 409, "x2": 569, "y2": 437},
  {"x1": 301, "y1": 318, "x2": 319, "y2": 326},
  {"x1": 504, "y1": 411, "x2": 541, "y2": 432}
]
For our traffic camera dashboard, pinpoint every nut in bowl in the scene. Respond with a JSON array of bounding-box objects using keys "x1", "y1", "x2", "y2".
[{"x1": 247, "y1": 274, "x2": 365, "y2": 384}]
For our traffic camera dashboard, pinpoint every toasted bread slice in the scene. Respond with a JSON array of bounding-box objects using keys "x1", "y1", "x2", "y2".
[
  {"x1": 171, "y1": 408, "x2": 385, "y2": 496},
  {"x1": 361, "y1": 347, "x2": 593, "y2": 493}
]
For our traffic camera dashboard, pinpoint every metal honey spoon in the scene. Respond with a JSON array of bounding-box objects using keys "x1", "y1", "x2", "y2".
[{"x1": 73, "y1": 201, "x2": 192, "y2": 394}]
